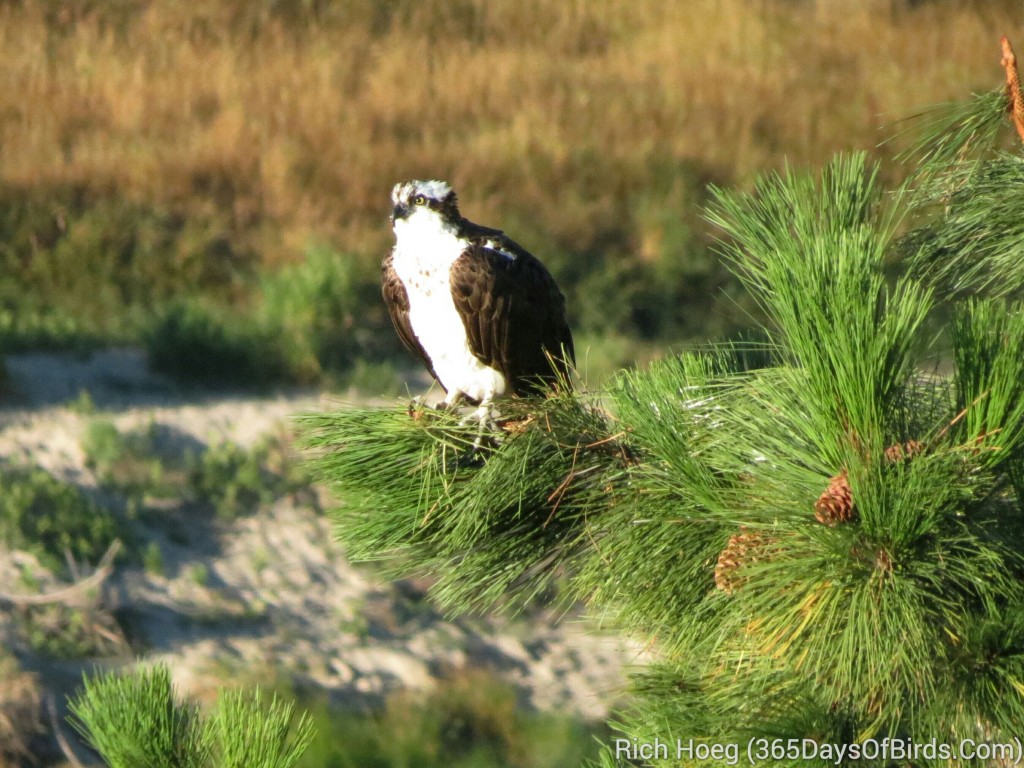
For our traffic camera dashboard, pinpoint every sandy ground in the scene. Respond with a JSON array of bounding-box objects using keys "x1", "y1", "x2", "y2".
[{"x1": 0, "y1": 349, "x2": 644, "y2": 762}]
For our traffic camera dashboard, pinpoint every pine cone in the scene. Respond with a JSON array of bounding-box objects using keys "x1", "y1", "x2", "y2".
[
  {"x1": 715, "y1": 528, "x2": 771, "y2": 594},
  {"x1": 814, "y1": 469, "x2": 855, "y2": 526},
  {"x1": 498, "y1": 416, "x2": 534, "y2": 435},
  {"x1": 813, "y1": 441, "x2": 922, "y2": 527},
  {"x1": 883, "y1": 440, "x2": 923, "y2": 464}
]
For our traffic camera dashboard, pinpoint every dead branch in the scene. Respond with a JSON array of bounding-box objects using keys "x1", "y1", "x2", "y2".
[
  {"x1": 46, "y1": 693, "x2": 87, "y2": 768},
  {"x1": 0, "y1": 540, "x2": 122, "y2": 609},
  {"x1": 1001, "y1": 36, "x2": 1024, "y2": 146}
]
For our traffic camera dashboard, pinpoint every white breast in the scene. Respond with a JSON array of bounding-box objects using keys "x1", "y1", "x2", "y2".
[{"x1": 392, "y1": 210, "x2": 507, "y2": 402}]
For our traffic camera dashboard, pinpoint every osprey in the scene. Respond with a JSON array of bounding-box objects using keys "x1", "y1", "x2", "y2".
[{"x1": 382, "y1": 180, "x2": 574, "y2": 416}]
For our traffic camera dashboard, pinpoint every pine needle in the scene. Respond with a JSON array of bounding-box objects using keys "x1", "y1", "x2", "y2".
[
  {"x1": 891, "y1": 88, "x2": 1008, "y2": 174},
  {"x1": 211, "y1": 688, "x2": 314, "y2": 768},
  {"x1": 299, "y1": 87, "x2": 1024, "y2": 752},
  {"x1": 67, "y1": 665, "x2": 210, "y2": 768}
]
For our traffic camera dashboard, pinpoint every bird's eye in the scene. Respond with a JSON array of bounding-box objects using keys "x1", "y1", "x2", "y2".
[{"x1": 412, "y1": 195, "x2": 426, "y2": 206}]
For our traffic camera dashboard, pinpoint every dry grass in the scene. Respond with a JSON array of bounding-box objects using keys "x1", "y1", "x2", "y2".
[
  {"x1": 0, "y1": 651, "x2": 41, "y2": 764},
  {"x1": 2, "y1": 0, "x2": 1019, "y2": 263}
]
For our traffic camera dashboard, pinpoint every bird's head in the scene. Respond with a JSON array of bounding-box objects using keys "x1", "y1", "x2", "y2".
[{"x1": 390, "y1": 180, "x2": 461, "y2": 233}]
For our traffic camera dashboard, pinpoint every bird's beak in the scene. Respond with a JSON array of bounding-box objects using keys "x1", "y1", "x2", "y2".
[{"x1": 391, "y1": 202, "x2": 411, "y2": 224}]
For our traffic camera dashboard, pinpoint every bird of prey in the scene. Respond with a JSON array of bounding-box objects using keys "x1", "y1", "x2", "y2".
[{"x1": 382, "y1": 180, "x2": 574, "y2": 422}]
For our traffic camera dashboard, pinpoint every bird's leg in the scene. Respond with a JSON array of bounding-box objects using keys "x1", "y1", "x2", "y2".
[
  {"x1": 468, "y1": 399, "x2": 497, "y2": 427},
  {"x1": 462, "y1": 398, "x2": 499, "y2": 450},
  {"x1": 438, "y1": 390, "x2": 467, "y2": 411},
  {"x1": 435, "y1": 392, "x2": 499, "y2": 450}
]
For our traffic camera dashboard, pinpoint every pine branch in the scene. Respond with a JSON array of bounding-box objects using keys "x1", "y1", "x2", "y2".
[
  {"x1": 951, "y1": 298, "x2": 1024, "y2": 466},
  {"x1": 300, "y1": 392, "x2": 633, "y2": 614},
  {"x1": 892, "y1": 88, "x2": 1007, "y2": 174},
  {"x1": 211, "y1": 688, "x2": 314, "y2": 768},
  {"x1": 901, "y1": 153, "x2": 1024, "y2": 298},
  {"x1": 67, "y1": 666, "x2": 317, "y2": 768},
  {"x1": 894, "y1": 37, "x2": 1024, "y2": 300},
  {"x1": 707, "y1": 153, "x2": 932, "y2": 445},
  {"x1": 67, "y1": 665, "x2": 210, "y2": 768}
]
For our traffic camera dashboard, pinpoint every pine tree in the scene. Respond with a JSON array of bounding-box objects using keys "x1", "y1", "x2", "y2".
[{"x1": 302, "y1": 41, "x2": 1024, "y2": 767}]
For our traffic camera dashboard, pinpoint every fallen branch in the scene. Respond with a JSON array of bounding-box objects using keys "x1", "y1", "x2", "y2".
[
  {"x1": 46, "y1": 693, "x2": 87, "y2": 768},
  {"x1": 0, "y1": 540, "x2": 122, "y2": 609}
]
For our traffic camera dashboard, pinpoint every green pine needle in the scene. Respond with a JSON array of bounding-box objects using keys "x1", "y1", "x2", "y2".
[
  {"x1": 300, "y1": 394, "x2": 632, "y2": 614},
  {"x1": 904, "y1": 154, "x2": 1024, "y2": 298},
  {"x1": 951, "y1": 298, "x2": 1024, "y2": 464},
  {"x1": 211, "y1": 688, "x2": 315, "y2": 768},
  {"x1": 68, "y1": 665, "x2": 210, "y2": 768},
  {"x1": 300, "y1": 108, "x2": 1024, "y2": 758},
  {"x1": 707, "y1": 153, "x2": 933, "y2": 444},
  {"x1": 68, "y1": 666, "x2": 317, "y2": 768},
  {"x1": 892, "y1": 88, "x2": 1009, "y2": 174}
]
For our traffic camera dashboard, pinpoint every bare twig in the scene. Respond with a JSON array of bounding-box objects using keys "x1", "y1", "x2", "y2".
[
  {"x1": 64, "y1": 548, "x2": 82, "y2": 582},
  {"x1": 933, "y1": 390, "x2": 989, "y2": 444},
  {"x1": 545, "y1": 443, "x2": 581, "y2": 528},
  {"x1": 0, "y1": 540, "x2": 122, "y2": 608},
  {"x1": 46, "y1": 693, "x2": 87, "y2": 768},
  {"x1": 1001, "y1": 36, "x2": 1024, "y2": 145}
]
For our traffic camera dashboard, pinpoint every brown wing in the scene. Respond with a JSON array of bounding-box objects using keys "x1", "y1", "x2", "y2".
[
  {"x1": 449, "y1": 243, "x2": 574, "y2": 397},
  {"x1": 381, "y1": 250, "x2": 440, "y2": 385}
]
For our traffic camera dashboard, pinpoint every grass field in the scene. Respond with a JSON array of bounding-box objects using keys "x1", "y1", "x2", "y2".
[{"x1": 1, "y1": 0, "x2": 1021, "y2": 377}]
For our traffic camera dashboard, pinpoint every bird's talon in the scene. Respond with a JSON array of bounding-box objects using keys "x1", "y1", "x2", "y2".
[{"x1": 407, "y1": 396, "x2": 426, "y2": 420}]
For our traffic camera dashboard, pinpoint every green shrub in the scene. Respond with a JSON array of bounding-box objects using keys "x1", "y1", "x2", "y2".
[
  {"x1": 0, "y1": 465, "x2": 122, "y2": 572},
  {"x1": 82, "y1": 420, "x2": 179, "y2": 497},
  {"x1": 187, "y1": 562, "x2": 209, "y2": 587},
  {"x1": 145, "y1": 245, "x2": 388, "y2": 388},
  {"x1": 82, "y1": 420, "x2": 131, "y2": 482},
  {"x1": 143, "y1": 541, "x2": 165, "y2": 576},
  {"x1": 0, "y1": 307, "x2": 100, "y2": 353},
  {"x1": 0, "y1": 186, "x2": 259, "y2": 344},
  {"x1": 18, "y1": 603, "x2": 125, "y2": 659},
  {"x1": 296, "y1": 671, "x2": 606, "y2": 768},
  {"x1": 82, "y1": 419, "x2": 308, "y2": 521},
  {"x1": 337, "y1": 359, "x2": 402, "y2": 397},
  {"x1": 258, "y1": 244, "x2": 366, "y2": 381},
  {"x1": 145, "y1": 300, "x2": 290, "y2": 389},
  {"x1": 187, "y1": 437, "x2": 309, "y2": 521}
]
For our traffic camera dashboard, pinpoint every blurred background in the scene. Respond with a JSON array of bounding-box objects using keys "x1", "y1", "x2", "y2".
[
  {"x1": 3, "y1": 0, "x2": 1021, "y2": 389},
  {"x1": 2, "y1": 1, "x2": 1024, "y2": 766}
]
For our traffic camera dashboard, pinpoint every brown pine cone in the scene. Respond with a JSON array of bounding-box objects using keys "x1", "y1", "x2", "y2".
[
  {"x1": 883, "y1": 440, "x2": 924, "y2": 464},
  {"x1": 715, "y1": 528, "x2": 772, "y2": 594},
  {"x1": 814, "y1": 469, "x2": 855, "y2": 526}
]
